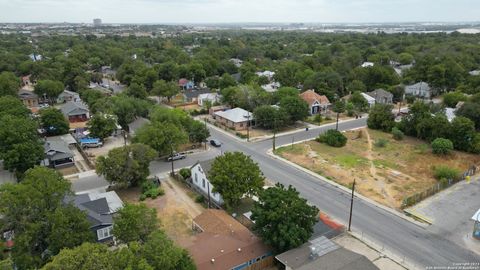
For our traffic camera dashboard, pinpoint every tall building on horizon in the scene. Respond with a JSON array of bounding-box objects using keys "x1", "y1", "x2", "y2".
[{"x1": 93, "y1": 18, "x2": 102, "y2": 27}]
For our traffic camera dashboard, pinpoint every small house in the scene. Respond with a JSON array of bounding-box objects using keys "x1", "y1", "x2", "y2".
[
  {"x1": 209, "y1": 105, "x2": 229, "y2": 116},
  {"x1": 18, "y1": 89, "x2": 39, "y2": 108},
  {"x1": 42, "y1": 139, "x2": 74, "y2": 168},
  {"x1": 179, "y1": 78, "x2": 195, "y2": 90},
  {"x1": 367, "y1": 89, "x2": 393, "y2": 104},
  {"x1": 230, "y1": 58, "x2": 243, "y2": 67},
  {"x1": 255, "y1": 70, "x2": 275, "y2": 81},
  {"x1": 405, "y1": 82, "x2": 432, "y2": 99},
  {"x1": 214, "y1": 108, "x2": 253, "y2": 131},
  {"x1": 299, "y1": 90, "x2": 331, "y2": 115},
  {"x1": 61, "y1": 101, "x2": 90, "y2": 122},
  {"x1": 190, "y1": 160, "x2": 223, "y2": 206},
  {"x1": 184, "y1": 88, "x2": 212, "y2": 103},
  {"x1": 57, "y1": 90, "x2": 81, "y2": 103},
  {"x1": 69, "y1": 191, "x2": 123, "y2": 243},
  {"x1": 198, "y1": 93, "x2": 220, "y2": 107},
  {"x1": 187, "y1": 209, "x2": 273, "y2": 270},
  {"x1": 361, "y1": 62, "x2": 374, "y2": 68},
  {"x1": 128, "y1": 117, "x2": 151, "y2": 136},
  {"x1": 261, "y1": 82, "x2": 281, "y2": 93}
]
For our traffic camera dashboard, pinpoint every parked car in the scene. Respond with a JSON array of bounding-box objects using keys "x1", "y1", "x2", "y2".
[
  {"x1": 80, "y1": 138, "x2": 103, "y2": 148},
  {"x1": 166, "y1": 152, "x2": 186, "y2": 161},
  {"x1": 210, "y1": 139, "x2": 222, "y2": 147}
]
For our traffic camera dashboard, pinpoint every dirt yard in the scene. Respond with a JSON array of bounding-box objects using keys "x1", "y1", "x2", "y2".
[
  {"x1": 117, "y1": 178, "x2": 205, "y2": 248},
  {"x1": 276, "y1": 128, "x2": 480, "y2": 209}
]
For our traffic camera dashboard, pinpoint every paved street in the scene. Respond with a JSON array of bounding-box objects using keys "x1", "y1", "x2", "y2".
[{"x1": 203, "y1": 118, "x2": 479, "y2": 268}]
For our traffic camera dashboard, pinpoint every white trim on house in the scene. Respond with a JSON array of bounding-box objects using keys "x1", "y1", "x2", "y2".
[
  {"x1": 97, "y1": 226, "x2": 113, "y2": 241},
  {"x1": 190, "y1": 163, "x2": 223, "y2": 205}
]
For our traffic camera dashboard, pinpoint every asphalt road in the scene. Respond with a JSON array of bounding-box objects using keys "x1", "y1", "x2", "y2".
[{"x1": 198, "y1": 118, "x2": 479, "y2": 269}]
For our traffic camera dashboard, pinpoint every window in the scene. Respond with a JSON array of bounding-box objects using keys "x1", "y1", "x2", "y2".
[
  {"x1": 195, "y1": 174, "x2": 198, "y2": 183},
  {"x1": 97, "y1": 226, "x2": 113, "y2": 240},
  {"x1": 202, "y1": 179, "x2": 206, "y2": 188}
]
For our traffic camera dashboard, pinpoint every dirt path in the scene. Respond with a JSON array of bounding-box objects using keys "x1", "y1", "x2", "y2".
[
  {"x1": 364, "y1": 129, "x2": 397, "y2": 207},
  {"x1": 164, "y1": 178, "x2": 203, "y2": 218}
]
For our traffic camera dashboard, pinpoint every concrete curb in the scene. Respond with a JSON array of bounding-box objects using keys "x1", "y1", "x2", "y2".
[
  {"x1": 403, "y1": 209, "x2": 433, "y2": 225},
  {"x1": 266, "y1": 148, "x2": 429, "y2": 229},
  {"x1": 205, "y1": 121, "x2": 247, "y2": 143}
]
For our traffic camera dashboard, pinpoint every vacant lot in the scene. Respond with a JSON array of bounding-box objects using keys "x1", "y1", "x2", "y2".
[
  {"x1": 276, "y1": 128, "x2": 480, "y2": 209},
  {"x1": 117, "y1": 178, "x2": 204, "y2": 247}
]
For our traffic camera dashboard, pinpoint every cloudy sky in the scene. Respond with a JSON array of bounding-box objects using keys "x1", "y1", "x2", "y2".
[{"x1": 1, "y1": 0, "x2": 479, "y2": 23}]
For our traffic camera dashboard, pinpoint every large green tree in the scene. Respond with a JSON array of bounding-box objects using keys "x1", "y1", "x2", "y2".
[
  {"x1": 367, "y1": 104, "x2": 395, "y2": 132},
  {"x1": 87, "y1": 113, "x2": 117, "y2": 141},
  {"x1": 42, "y1": 243, "x2": 114, "y2": 270},
  {"x1": 0, "y1": 71, "x2": 20, "y2": 97},
  {"x1": 134, "y1": 122, "x2": 188, "y2": 156},
  {"x1": 254, "y1": 105, "x2": 289, "y2": 129},
  {"x1": 114, "y1": 203, "x2": 159, "y2": 243},
  {"x1": 279, "y1": 96, "x2": 309, "y2": 122},
  {"x1": 209, "y1": 152, "x2": 265, "y2": 209},
  {"x1": 152, "y1": 80, "x2": 179, "y2": 101},
  {"x1": 251, "y1": 183, "x2": 319, "y2": 253},
  {"x1": 96, "y1": 144, "x2": 156, "y2": 188},
  {"x1": 0, "y1": 96, "x2": 30, "y2": 118},
  {"x1": 40, "y1": 107, "x2": 70, "y2": 136},
  {"x1": 34, "y1": 80, "x2": 64, "y2": 103}
]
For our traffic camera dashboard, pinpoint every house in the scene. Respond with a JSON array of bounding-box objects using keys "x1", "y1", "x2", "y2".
[
  {"x1": 179, "y1": 78, "x2": 195, "y2": 90},
  {"x1": 198, "y1": 92, "x2": 220, "y2": 107},
  {"x1": 61, "y1": 101, "x2": 90, "y2": 122},
  {"x1": 255, "y1": 71, "x2": 275, "y2": 81},
  {"x1": 230, "y1": 58, "x2": 243, "y2": 68},
  {"x1": 190, "y1": 160, "x2": 223, "y2": 206},
  {"x1": 299, "y1": 90, "x2": 331, "y2": 115},
  {"x1": 405, "y1": 82, "x2": 432, "y2": 99},
  {"x1": 261, "y1": 82, "x2": 281, "y2": 93},
  {"x1": 472, "y1": 208, "x2": 480, "y2": 240},
  {"x1": 186, "y1": 209, "x2": 274, "y2": 270},
  {"x1": 184, "y1": 88, "x2": 213, "y2": 103},
  {"x1": 128, "y1": 117, "x2": 151, "y2": 136},
  {"x1": 42, "y1": 138, "x2": 75, "y2": 168},
  {"x1": 215, "y1": 108, "x2": 253, "y2": 131},
  {"x1": 361, "y1": 62, "x2": 374, "y2": 68},
  {"x1": 276, "y1": 236, "x2": 379, "y2": 270},
  {"x1": 367, "y1": 89, "x2": 393, "y2": 104},
  {"x1": 21, "y1": 75, "x2": 32, "y2": 86},
  {"x1": 57, "y1": 90, "x2": 81, "y2": 103},
  {"x1": 18, "y1": 89, "x2": 39, "y2": 108},
  {"x1": 69, "y1": 191, "x2": 123, "y2": 243},
  {"x1": 469, "y1": 70, "x2": 480, "y2": 76},
  {"x1": 29, "y1": 53, "x2": 42, "y2": 62},
  {"x1": 232, "y1": 73, "x2": 242, "y2": 83},
  {"x1": 361, "y1": 92, "x2": 376, "y2": 108}
]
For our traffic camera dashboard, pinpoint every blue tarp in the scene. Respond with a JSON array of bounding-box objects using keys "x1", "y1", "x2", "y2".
[{"x1": 79, "y1": 138, "x2": 100, "y2": 144}]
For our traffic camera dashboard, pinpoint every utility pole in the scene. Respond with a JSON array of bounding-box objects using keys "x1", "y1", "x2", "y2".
[
  {"x1": 348, "y1": 179, "x2": 356, "y2": 231},
  {"x1": 207, "y1": 182, "x2": 211, "y2": 209},
  {"x1": 204, "y1": 117, "x2": 208, "y2": 150},
  {"x1": 335, "y1": 112, "x2": 340, "y2": 131},
  {"x1": 246, "y1": 114, "x2": 250, "y2": 142},
  {"x1": 169, "y1": 143, "x2": 175, "y2": 176},
  {"x1": 291, "y1": 136, "x2": 294, "y2": 149},
  {"x1": 272, "y1": 117, "x2": 277, "y2": 151}
]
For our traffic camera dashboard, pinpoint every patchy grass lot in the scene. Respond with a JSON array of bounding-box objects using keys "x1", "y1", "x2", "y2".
[{"x1": 275, "y1": 128, "x2": 480, "y2": 209}]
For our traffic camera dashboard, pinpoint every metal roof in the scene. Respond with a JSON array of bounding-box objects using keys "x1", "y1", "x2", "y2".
[{"x1": 215, "y1": 108, "x2": 253, "y2": 123}]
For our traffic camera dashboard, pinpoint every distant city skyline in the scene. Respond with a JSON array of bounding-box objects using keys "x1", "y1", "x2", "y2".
[{"x1": 0, "y1": 0, "x2": 479, "y2": 24}]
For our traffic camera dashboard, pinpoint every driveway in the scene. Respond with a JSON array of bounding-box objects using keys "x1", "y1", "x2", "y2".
[{"x1": 406, "y1": 179, "x2": 480, "y2": 255}]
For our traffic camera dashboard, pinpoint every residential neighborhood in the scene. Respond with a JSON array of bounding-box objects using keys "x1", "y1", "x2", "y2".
[{"x1": 1, "y1": 6, "x2": 480, "y2": 270}]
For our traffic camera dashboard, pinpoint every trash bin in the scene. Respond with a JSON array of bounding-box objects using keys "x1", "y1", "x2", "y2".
[{"x1": 306, "y1": 127, "x2": 309, "y2": 131}]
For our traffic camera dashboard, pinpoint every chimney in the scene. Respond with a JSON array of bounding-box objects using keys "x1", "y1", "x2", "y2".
[{"x1": 211, "y1": 259, "x2": 215, "y2": 264}]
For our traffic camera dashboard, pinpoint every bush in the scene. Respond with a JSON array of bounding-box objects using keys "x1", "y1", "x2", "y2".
[
  {"x1": 374, "y1": 138, "x2": 388, "y2": 148},
  {"x1": 314, "y1": 114, "x2": 323, "y2": 123},
  {"x1": 433, "y1": 165, "x2": 461, "y2": 181},
  {"x1": 141, "y1": 180, "x2": 156, "y2": 193},
  {"x1": 316, "y1": 130, "x2": 347, "y2": 147},
  {"x1": 391, "y1": 127, "x2": 404, "y2": 140},
  {"x1": 431, "y1": 138, "x2": 454, "y2": 155},
  {"x1": 195, "y1": 195, "x2": 205, "y2": 203},
  {"x1": 144, "y1": 187, "x2": 165, "y2": 199},
  {"x1": 139, "y1": 194, "x2": 147, "y2": 201},
  {"x1": 179, "y1": 168, "x2": 191, "y2": 180}
]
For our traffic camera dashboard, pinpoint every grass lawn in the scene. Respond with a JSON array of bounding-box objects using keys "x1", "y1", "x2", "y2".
[{"x1": 276, "y1": 128, "x2": 480, "y2": 209}]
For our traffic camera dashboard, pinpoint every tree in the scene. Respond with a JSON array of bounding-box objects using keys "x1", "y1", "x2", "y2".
[
  {"x1": 0, "y1": 115, "x2": 44, "y2": 175},
  {"x1": 152, "y1": 80, "x2": 179, "y2": 101},
  {"x1": 274, "y1": 87, "x2": 299, "y2": 103},
  {"x1": 448, "y1": 116, "x2": 476, "y2": 152},
  {"x1": 456, "y1": 102, "x2": 480, "y2": 130},
  {"x1": 253, "y1": 105, "x2": 289, "y2": 130},
  {"x1": 134, "y1": 122, "x2": 188, "y2": 156},
  {"x1": 398, "y1": 52, "x2": 414, "y2": 65},
  {"x1": 332, "y1": 100, "x2": 346, "y2": 130},
  {"x1": 350, "y1": 91, "x2": 369, "y2": 112},
  {"x1": 40, "y1": 107, "x2": 69, "y2": 136},
  {"x1": 87, "y1": 113, "x2": 117, "y2": 141},
  {"x1": 367, "y1": 104, "x2": 395, "y2": 132},
  {"x1": 251, "y1": 183, "x2": 319, "y2": 253},
  {"x1": 316, "y1": 129, "x2": 347, "y2": 147},
  {"x1": 185, "y1": 120, "x2": 210, "y2": 144},
  {"x1": 96, "y1": 144, "x2": 156, "y2": 188},
  {"x1": 0, "y1": 167, "x2": 93, "y2": 269},
  {"x1": 114, "y1": 203, "x2": 158, "y2": 243},
  {"x1": 34, "y1": 80, "x2": 64, "y2": 103},
  {"x1": 279, "y1": 96, "x2": 309, "y2": 122},
  {"x1": 218, "y1": 73, "x2": 237, "y2": 89},
  {"x1": 443, "y1": 91, "x2": 467, "y2": 107},
  {"x1": 416, "y1": 114, "x2": 450, "y2": 142},
  {"x1": 209, "y1": 152, "x2": 265, "y2": 209},
  {"x1": 42, "y1": 243, "x2": 114, "y2": 270},
  {"x1": 127, "y1": 83, "x2": 148, "y2": 99},
  {"x1": 431, "y1": 138, "x2": 454, "y2": 155},
  {"x1": 0, "y1": 96, "x2": 30, "y2": 118},
  {"x1": 0, "y1": 71, "x2": 20, "y2": 97}
]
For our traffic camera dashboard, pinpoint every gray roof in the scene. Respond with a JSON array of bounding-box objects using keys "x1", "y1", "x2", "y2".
[
  {"x1": 44, "y1": 139, "x2": 73, "y2": 161},
  {"x1": 406, "y1": 81, "x2": 431, "y2": 90},
  {"x1": 69, "y1": 194, "x2": 113, "y2": 227},
  {"x1": 58, "y1": 90, "x2": 79, "y2": 98},
  {"x1": 60, "y1": 101, "x2": 89, "y2": 117},
  {"x1": 276, "y1": 236, "x2": 378, "y2": 270},
  {"x1": 215, "y1": 108, "x2": 253, "y2": 123},
  {"x1": 128, "y1": 117, "x2": 151, "y2": 134},
  {"x1": 184, "y1": 88, "x2": 212, "y2": 100},
  {"x1": 191, "y1": 159, "x2": 215, "y2": 175},
  {"x1": 18, "y1": 89, "x2": 38, "y2": 99},
  {"x1": 367, "y1": 89, "x2": 393, "y2": 99}
]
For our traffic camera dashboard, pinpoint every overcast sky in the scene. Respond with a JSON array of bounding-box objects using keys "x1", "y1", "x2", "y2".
[{"x1": 1, "y1": 0, "x2": 479, "y2": 24}]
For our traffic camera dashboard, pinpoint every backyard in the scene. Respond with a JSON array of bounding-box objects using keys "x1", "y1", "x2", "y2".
[{"x1": 275, "y1": 128, "x2": 480, "y2": 209}]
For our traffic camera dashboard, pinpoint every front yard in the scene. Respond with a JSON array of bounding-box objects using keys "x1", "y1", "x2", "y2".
[{"x1": 275, "y1": 128, "x2": 480, "y2": 209}]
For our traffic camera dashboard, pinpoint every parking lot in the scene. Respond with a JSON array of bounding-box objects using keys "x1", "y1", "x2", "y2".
[{"x1": 406, "y1": 178, "x2": 480, "y2": 254}]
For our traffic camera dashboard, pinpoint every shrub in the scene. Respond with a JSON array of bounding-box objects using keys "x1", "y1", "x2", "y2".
[
  {"x1": 179, "y1": 168, "x2": 191, "y2": 180},
  {"x1": 431, "y1": 138, "x2": 454, "y2": 155},
  {"x1": 374, "y1": 138, "x2": 388, "y2": 148},
  {"x1": 144, "y1": 187, "x2": 165, "y2": 199},
  {"x1": 314, "y1": 114, "x2": 323, "y2": 123},
  {"x1": 316, "y1": 130, "x2": 347, "y2": 147},
  {"x1": 139, "y1": 194, "x2": 147, "y2": 201},
  {"x1": 141, "y1": 180, "x2": 156, "y2": 193},
  {"x1": 391, "y1": 127, "x2": 404, "y2": 140},
  {"x1": 433, "y1": 165, "x2": 461, "y2": 181},
  {"x1": 195, "y1": 195, "x2": 205, "y2": 203}
]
